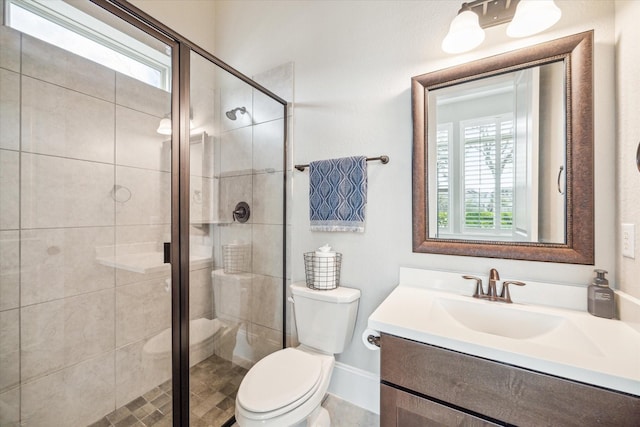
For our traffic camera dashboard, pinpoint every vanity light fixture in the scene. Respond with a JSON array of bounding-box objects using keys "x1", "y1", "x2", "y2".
[
  {"x1": 441, "y1": 6, "x2": 485, "y2": 54},
  {"x1": 156, "y1": 112, "x2": 194, "y2": 135},
  {"x1": 156, "y1": 115, "x2": 172, "y2": 135},
  {"x1": 441, "y1": 0, "x2": 562, "y2": 54},
  {"x1": 506, "y1": 0, "x2": 562, "y2": 38}
]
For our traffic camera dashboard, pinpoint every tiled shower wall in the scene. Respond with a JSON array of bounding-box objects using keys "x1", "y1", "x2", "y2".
[
  {"x1": 0, "y1": 25, "x2": 213, "y2": 426},
  {"x1": 211, "y1": 63, "x2": 294, "y2": 366}
]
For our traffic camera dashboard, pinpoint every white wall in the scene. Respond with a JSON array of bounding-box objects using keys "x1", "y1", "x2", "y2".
[
  {"x1": 615, "y1": 1, "x2": 640, "y2": 300},
  {"x1": 129, "y1": 0, "x2": 216, "y2": 53},
  {"x1": 213, "y1": 0, "x2": 617, "y2": 375}
]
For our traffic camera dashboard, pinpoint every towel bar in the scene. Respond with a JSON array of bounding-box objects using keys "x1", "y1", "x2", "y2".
[{"x1": 294, "y1": 155, "x2": 389, "y2": 171}]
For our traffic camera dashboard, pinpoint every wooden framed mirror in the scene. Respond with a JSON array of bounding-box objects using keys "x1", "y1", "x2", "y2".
[{"x1": 412, "y1": 31, "x2": 593, "y2": 264}]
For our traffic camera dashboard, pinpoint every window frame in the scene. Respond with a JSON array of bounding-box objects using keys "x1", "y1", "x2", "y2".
[
  {"x1": 459, "y1": 114, "x2": 514, "y2": 238},
  {"x1": 4, "y1": 0, "x2": 171, "y2": 90},
  {"x1": 435, "y1": 114, "x2": 516, "y2": 241}
]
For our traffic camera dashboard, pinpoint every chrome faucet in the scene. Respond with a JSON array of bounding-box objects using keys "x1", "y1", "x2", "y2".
[{"x1": 462, "y1": 269, "x2": 526, "y2": 303}]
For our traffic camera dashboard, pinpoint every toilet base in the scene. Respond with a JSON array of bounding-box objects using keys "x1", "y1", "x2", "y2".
[
  {"x1": 309, "y1": 406, "x2": 330, "y2": 427},
  {"x1": 289, "y1": 405, "x2": 330, "y2": 427}
]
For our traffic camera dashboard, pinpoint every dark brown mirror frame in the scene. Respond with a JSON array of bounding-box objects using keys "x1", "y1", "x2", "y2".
[{"x1": 412, "y1": 31, "x2": 594, "y2": 264}]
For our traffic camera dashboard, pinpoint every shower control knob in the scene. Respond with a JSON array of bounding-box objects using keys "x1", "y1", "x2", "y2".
[{"x1": 232, "y1": 201, "x2": 250, "y2": 223}]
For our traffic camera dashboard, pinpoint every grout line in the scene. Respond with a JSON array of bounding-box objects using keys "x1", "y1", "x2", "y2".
[
  {"x1": 17, "y1": 29, "x2": 23, "y2": 427},
  {"x1": 112, "y1": 69, "x2": 118, "y2": 423},
  {"x1": 20, "y1": 150, "x2": 172, "y2": 173},
  {"x1": 20, "y1": 74, "x2": 115, "y2": 105}
]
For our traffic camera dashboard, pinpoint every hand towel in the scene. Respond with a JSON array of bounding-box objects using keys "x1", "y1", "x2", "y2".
[{"x1": 309, "y1": 156, "x2": 367, "y2": 232}]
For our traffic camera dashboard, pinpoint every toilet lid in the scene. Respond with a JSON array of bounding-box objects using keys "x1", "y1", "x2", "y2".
[{"x1": 238, "y1": 348, "x2": 323, "y2": 413}]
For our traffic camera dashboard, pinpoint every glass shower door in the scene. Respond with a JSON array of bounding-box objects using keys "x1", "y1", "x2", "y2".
[
  {"x1": 1, "y1": 1, "x2": 288, "y2": 425},
  {"x1": 187, "y1": 51, "x2": 287, "y2": 425},
  {"x1": 0, "y1": 1, "x2": 176, "y2": 425}
]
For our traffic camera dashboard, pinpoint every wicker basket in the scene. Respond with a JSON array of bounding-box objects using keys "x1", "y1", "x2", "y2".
[
  {"x1": 303, "y1": 252, "x2": 342, "y2": 290},
  {"x1": 222, "y1": 243, "x2": 250, "y2": 274}
]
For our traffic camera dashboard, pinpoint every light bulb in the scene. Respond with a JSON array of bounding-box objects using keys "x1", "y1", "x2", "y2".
[
  {"x1": 442, "y1": 10, "x2": 485, "y2": 54},
  {"x1": 507, "y1": 0, "x2": 561, "y2": 38},
  {"x1": 156, "y1": 117, "x2": 172, "y2": 135},
  {"x1": 156, "y1": 117, "x2": 195, "y2": 135}
]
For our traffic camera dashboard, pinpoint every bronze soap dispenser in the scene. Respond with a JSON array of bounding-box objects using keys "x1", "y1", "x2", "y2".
[{"x1": 587, "y1": 269, "x2": 615, "y2": 319}]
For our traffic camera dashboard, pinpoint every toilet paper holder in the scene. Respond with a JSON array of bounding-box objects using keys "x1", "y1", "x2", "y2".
[
  {"x1": 362, "y1": 328, "x2": 381, "y2": 350},
  {"x1": 367, "y1": 334, "x2": 380, "y2": 347}
]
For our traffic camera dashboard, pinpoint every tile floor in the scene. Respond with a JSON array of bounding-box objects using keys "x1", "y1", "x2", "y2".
[
  {"x1": 88, "y1": 354, "x2": 379, "y2": 427},
  {"x1": 321, "y1": 394, "x2": 380, "y2": 427},
  {"x1": 88, "y1": 354, "x2": 246, "y2": 427},
  {"x1": 230, "y1": 394, "x2": 379, "y2": 427}
]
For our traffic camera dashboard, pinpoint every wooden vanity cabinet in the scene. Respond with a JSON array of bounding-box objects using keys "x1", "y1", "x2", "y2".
[{"x1": 380, "y1": 333, "x2": 640, "y2": 427}]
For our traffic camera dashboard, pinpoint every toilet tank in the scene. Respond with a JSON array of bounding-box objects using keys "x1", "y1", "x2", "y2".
[{"x1": 290, "y1": 282, "x2": 360, "y2": 354}]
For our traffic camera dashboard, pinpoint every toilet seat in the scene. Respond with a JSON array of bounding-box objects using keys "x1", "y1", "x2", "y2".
[{"x1": 237, "y1": 348, "x2": 323, "y2": 417}]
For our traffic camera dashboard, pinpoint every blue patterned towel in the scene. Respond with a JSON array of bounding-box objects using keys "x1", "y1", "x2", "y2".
[{"x1": 309, "y1": 156, "x2": 367, "y2": 232}]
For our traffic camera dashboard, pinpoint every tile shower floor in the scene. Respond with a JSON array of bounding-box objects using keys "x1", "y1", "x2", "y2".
[{"x1": 89, "y1": 354, "x2": 247, "y2": 427}]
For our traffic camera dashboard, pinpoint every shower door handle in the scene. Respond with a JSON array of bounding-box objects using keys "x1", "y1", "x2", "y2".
[{"x1": 163, "y1": 242, "x2": 171, "y2": 264}]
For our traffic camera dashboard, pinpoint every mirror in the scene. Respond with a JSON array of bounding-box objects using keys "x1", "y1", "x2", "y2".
[
  {"x1": 412, "y1": 31, "x2": 594, "y2": 264},
  {"x1": 428, "y1": 61, "x2": 566, "y2": 243}
]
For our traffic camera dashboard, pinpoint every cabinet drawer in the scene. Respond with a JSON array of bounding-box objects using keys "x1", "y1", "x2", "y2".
[
  {"x1": 381, "y1": 333, "x2": 640, "y2": 427},
  {"x1": 381, "y1": 384, "x2": 499, "y2": 427}
]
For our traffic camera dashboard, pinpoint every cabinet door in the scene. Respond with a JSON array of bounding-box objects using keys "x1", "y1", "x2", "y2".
[
  {"x1": 381, "y1": 384, "x2": 499, "y2": 427},
  {"x1": 381, "y1": 333, "x2": 640, "y2": 426}
]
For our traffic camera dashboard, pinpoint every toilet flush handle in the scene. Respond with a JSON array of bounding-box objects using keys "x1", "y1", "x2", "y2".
[{"x1": 287, "y1": 297, "x2": 294, "y2": 304}]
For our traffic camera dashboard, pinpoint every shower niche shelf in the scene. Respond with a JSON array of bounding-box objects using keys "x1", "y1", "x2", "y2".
[
  {"x1": 96, "y1": 243, "x2": 212, "y2": 274},
  {"x1": 189, "y1": 220, "x2": 234, "y2": 226}
]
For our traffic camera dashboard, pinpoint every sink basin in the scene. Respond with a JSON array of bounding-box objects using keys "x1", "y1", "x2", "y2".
[
  {"x1": 424, "y1": 292, "x2": 603, "y2": 356},
  {"x1": 432, "y1": 297, "x2": 563, "y2": 339}
]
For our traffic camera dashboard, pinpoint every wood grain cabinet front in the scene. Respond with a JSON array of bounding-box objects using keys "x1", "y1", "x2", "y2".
[
  {"x1": 380, "y1": 333, "x2": 640, "y2": 427},
  {"x1": 381, "y1": 384, "x2": 500, "y2": 427}
]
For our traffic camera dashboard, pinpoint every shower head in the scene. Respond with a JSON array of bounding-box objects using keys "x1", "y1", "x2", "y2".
[{"x1": 225, "y1": 107, "x2": 247, "y2": 120}]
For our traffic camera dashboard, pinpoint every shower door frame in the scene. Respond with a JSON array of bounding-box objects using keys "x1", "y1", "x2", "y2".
[{"x1": 90, "y1": 1, "x2": 289, "y2": 425}]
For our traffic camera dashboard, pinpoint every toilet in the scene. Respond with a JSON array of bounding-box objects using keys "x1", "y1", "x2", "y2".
[{"x1": 235, "y1": 282, "x2": 361, "y2": 427}]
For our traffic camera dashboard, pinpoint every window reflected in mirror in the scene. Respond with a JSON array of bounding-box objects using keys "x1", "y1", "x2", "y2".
[{"x1": 428, "y1": 62, "x2": 566, "y2": 243}]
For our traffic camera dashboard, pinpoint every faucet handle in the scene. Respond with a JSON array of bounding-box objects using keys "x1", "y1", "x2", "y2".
[
  {"x1": 462, "y1": 275, "x2": 485, "y2": 298},
  {"x1": 500, "y1": 280, "x2": 526, "y2": 303}
]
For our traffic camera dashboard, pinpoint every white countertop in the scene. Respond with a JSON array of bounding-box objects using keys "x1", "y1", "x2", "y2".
[{"x1": 368, "y1": 268, "x2": 640, "y2": 397}]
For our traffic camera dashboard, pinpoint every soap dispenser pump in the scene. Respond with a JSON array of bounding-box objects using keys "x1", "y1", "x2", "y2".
[{"x1": 587, "y1": 269, "x2": 615, "y2": 319}]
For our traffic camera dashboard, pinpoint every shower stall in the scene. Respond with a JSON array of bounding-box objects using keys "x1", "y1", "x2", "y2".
[{"x1": 0, "y1": 0, "x2": 289, "y2": 426}]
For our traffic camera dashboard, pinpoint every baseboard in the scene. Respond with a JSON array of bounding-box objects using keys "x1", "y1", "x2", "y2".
[{"x1": 328, "y1": 362, "x2": 380, "y2": 414}]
